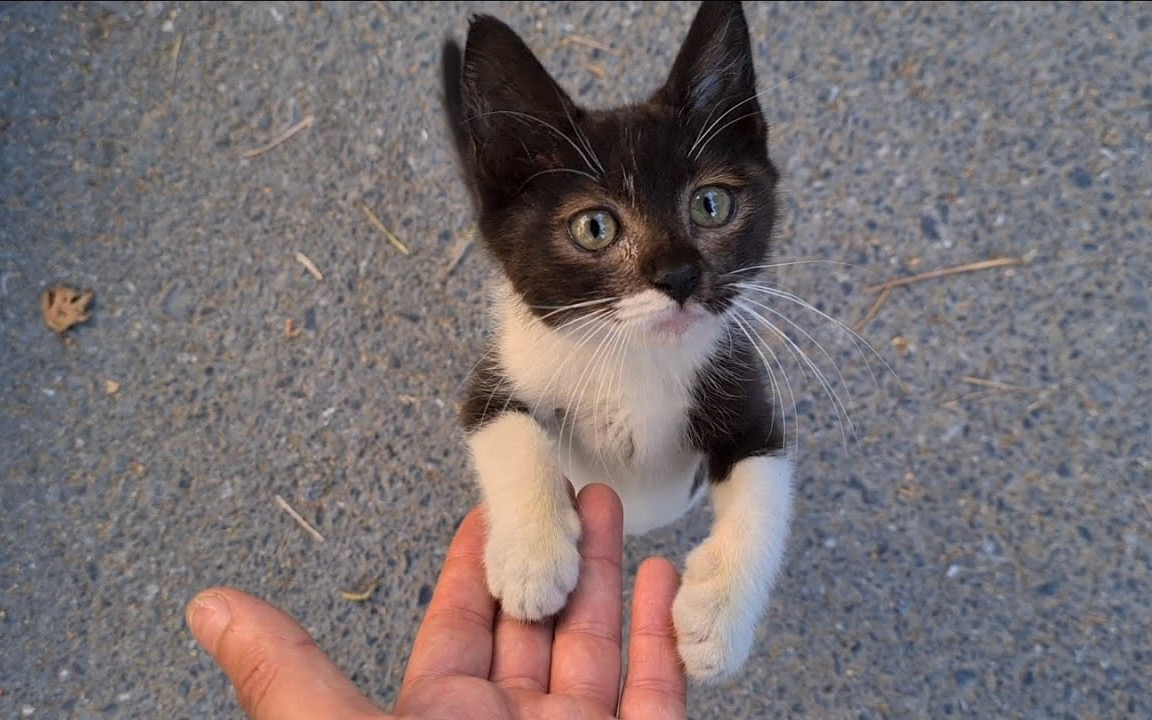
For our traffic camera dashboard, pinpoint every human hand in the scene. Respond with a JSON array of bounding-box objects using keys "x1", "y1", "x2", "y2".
[{"x1": 185, "y1": 484, "x2": 688, "y2": 719}]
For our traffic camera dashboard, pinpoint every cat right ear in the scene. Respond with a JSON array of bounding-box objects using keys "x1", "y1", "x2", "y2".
[
  {"x1": 658, "y1": 1, "x2": 763, "y2": 126},
  {"x1": 458, "y1": 15, "x2": 587, "y2": 202}
]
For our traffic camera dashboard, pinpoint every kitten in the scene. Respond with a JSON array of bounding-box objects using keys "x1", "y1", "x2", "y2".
[{"x1": 441, "y1": 0, "x2": 793, "y2": 682}]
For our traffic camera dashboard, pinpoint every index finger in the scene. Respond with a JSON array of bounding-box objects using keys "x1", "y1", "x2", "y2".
[
  {"x1": 619, "y1": 557, "x2": 687, "y2": 720},
  {"x1": 549, "y1": 484, "x2": 624, "y2": 710},
  {"x1": 399, "y1": 508, "x2": 496, "y2": 690}
]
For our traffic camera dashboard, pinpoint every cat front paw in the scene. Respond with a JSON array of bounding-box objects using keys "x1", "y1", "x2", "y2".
[
  {"x1": 484, "y1": 502, "x2": 582, "y2": 621},
  {"x1": 672, "y1": 539, "x2": 761, "y2": 683}
]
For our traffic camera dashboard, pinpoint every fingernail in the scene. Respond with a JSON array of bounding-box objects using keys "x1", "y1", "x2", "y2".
[{"x1": 187, "y1": 592, "x2": 232, "y2": 652}]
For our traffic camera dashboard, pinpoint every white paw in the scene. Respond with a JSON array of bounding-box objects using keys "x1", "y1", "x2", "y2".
[
  {"x1": 672, "y1": 540, "x2": 760, "y2": 683},
  {"x1": 484, "y1": 502, "x2": 582, "y2": 621}
]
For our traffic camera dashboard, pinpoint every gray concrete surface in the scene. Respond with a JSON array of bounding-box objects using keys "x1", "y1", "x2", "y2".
[{"x1": 2, "y1": 2, "x2": 1149, "y2": 718}]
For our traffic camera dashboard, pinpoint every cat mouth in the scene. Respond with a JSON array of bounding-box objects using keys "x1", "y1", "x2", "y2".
[{"x1": 646, "y1": 305, "x2": 708, "y2": 337}]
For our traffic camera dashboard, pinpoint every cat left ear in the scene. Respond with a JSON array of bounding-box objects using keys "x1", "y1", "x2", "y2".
[
  {"x1": 659, "y1": 1, "x2": 763, "y2": 126},
  {"x1": 458, "y1": 15, "x2": 587, "y2": 201}
]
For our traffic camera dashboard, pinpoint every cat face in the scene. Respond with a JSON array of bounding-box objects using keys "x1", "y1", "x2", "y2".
[{"x1": 452, "y1": 1, "x2": 778, "y2": 344}]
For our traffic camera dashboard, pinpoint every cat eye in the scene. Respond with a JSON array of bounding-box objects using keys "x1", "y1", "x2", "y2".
[
  {"x1": 568, "y1": 209, "x2": 619, "y2": 251},
  {"x1": 689, "y1": 186, "x2": 735, "y2": 228}
]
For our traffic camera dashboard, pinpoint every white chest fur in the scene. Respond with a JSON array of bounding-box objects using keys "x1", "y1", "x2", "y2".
[{"x1": 491, "y1": 283, "x2": 724, "y2": 534}]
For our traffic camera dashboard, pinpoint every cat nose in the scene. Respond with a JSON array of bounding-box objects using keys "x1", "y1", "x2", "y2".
[{"x1": 653, "y1": 263, "x2": 700, "y2": 305}]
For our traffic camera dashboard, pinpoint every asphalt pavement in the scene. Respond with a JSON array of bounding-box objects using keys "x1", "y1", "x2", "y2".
[{"x1": 2, "y1": 2, "x2": 1150, "y2": 718}]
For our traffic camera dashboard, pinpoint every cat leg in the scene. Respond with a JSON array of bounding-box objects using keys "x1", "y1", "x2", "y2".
[
  {"x1": 468, "y1": 411, "x2": 582, "y2": 621},
  {"x1": 672, "y1": 454, "x2": 793, "y2": 682}
]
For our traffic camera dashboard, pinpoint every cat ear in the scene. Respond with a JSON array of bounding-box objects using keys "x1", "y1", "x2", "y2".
[
  {"x1": 458, "y1": 15, "x2": 586, "y2": 200},
  {"x1": 660, "y1": 1, "x2": 762, "y2": 123}
]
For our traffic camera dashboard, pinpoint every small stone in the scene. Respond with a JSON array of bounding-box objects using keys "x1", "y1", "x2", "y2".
[
  {"x1": 955, "y1": 669, "x2": 977, "y2": 690},
  {"x1": 1068, "y1": 167, "x2": 1092, "y2": 188},
  {"x1": 919, "y1": 215, "x2": 940, "y2": 241},
  {"x1": 891, "y1": 336, "x2": 911, "y2": 354},
  {"x1": 105, "y1": 379, "x2": 120, "y2": 395}
]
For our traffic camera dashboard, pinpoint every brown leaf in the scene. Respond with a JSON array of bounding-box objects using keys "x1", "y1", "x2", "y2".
[{"x1": 41, "y1": 285, "x2": 94, "y2": 335}]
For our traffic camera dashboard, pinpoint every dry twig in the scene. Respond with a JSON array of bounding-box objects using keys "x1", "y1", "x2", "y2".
[
  {"x1": 242, "y1": 115, "x2": 315, "y2": 159},
  {"x1": 274, "y1": 494, "x2": 326, "y2": 543},
  {"x1": 294, "y1": 251, "x2": 324, "y2": 281},
  {"x1": 958, "y1": 376, "x2": 1035, "y2": 394},
  {"x1": 867, "y1": 257, "x2": 1024, "y2": 293},
  {"x1": 170, "y1": 33, "x2": 183, "y2": 87},
  {"x1": 438, "y1": 230, "x2": 474, "y2": 282},
  {"x1": 1139, "y1": 494, "x2": 1152, "y2": 525},
  {"x1": 359, "y1": 202, "x2": 411, "y2": 255},
  {"x1": 853, "y1": 286, "x2": 892, "y2": 333},
  {"x1": 340, "y1": 579, "x2": 379, "y2": 602},
  {"x1": 284, "y1": 318, "x2": 302, "y2": 339},
  {"x1": 560, "y1": 35, "x2": 622, "y2": 56},
  {"x1": 583, "y1": 61, "x2": 608, "y2": 80}
]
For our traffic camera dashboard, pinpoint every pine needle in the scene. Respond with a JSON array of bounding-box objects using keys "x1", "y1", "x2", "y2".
[{"x1": 359, "y1": 202, "x2": 410, "y2": 255}]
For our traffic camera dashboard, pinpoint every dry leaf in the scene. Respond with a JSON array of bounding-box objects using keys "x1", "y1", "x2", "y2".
[{"x1": 41, "y1": 285, "x2": 94, "y2": 335}]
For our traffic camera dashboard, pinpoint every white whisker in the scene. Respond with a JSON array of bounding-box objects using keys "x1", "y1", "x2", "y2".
[
  {"x1": 561, "y1": 312, "x2": 621, "y2": 476},
  {"x1": 525, "y1": 309, "x2": 614, "y2": 418},
  {"x1": 692, "y1": 110, "x2": 765, "y2": 161},
  {"x1": 487, "y1": 309, "x2": 610, "y2": 421},
  {"x1": 725, "y1": 259, "x2": 882, "y2": 279},
  {"x1": 734, "y1": 298, "x2": 855, "y2": 454},
  {"x1": 730, "y1": 311, "x2": 794, "y2": 450},
  {"x1": 688, "y1": 74, "x2": 801, "y2": 158},
  {"x1": 518, "y1": 167, "x2": 599, "y2": 192},
  {"x1": 733, "y1": 281, "x2": 904, "y2": 393},
  {"x1": 474, "y1": 109, "x2": 602, "y2": 177}
]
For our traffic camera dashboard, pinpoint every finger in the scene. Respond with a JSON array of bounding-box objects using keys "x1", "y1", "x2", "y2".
[
  {"x1": 186, "y1": 587, "x2": 384, "y2": 720},
  {"x1": 489, "y1": 481, "x2": 577, "y2": 692},
  {"x1": 619, "y1": 557, "x2": 687, "y2": 720},
  {"x1": 490, "y1": 610, "x2": 555, "y2": 692},
  {"x1": 399, "y1": 507, "x2": 496, "y2": 691},
  {"x1": 549, "y1": 483, "x2": 624, "y2": 710}
]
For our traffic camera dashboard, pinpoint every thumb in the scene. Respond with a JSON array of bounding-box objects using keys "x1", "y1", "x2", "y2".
[{"x1": 186, "y1": 587, "x2": 386, "y2": 720}]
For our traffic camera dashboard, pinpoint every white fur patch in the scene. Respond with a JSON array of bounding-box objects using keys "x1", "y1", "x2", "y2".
[
  {"x1": 468, "y1": 412, "x2": 581, "y2": 620},
  {"x1": 492, "y1": 281, "x2": 722, "y2": 534},
  {"x1": 672, "y1": 454, "x2": 794, "y2": 682}
]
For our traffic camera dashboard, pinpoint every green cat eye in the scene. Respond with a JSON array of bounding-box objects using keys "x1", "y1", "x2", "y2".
[
  {"x1": 568, "y1": 209, "x2": 619, "y2": 251},
  {"x1": 689, "y1": 186, "x2": 735, "y2": 228}
]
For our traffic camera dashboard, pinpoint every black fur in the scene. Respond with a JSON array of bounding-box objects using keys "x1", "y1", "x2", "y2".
[
  {"x1": 458, "y1": 353, "x2": 528, "y2": 433},
  {"x1": 448, "y1": 1, "x2": 787, "y2": 478},
  {"x1": 448, "y1": 1, "x2": 777, "y2": 328},
  {"x1": 440, "y1": 39, "x2": 476, "y2": 204},
  {"x1": 689, "y1": 336, "x2": 788, "y2": 483}
]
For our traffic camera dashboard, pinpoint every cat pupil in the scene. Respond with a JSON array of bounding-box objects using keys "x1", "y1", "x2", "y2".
[
  {"x1": 703, "y1": 194, "x2": 717, "y2": 216},
  {"x1": 589, "y1": 217, "x2": 601, "y2": 237}
]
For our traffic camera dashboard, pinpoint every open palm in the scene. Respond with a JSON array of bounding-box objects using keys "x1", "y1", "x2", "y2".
[{"x1": 186, "y1": 485, "x2": 687, "y2": 719}]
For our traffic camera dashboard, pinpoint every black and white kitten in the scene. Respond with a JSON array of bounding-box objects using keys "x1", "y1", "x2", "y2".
[{"x1": 442, "y1": 0, "x2": 792, "y2": 682}]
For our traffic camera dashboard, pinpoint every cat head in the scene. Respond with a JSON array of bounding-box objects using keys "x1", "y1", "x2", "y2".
[{"x1": 447, "y1": 0, "x2": 778, "y2": 344}]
